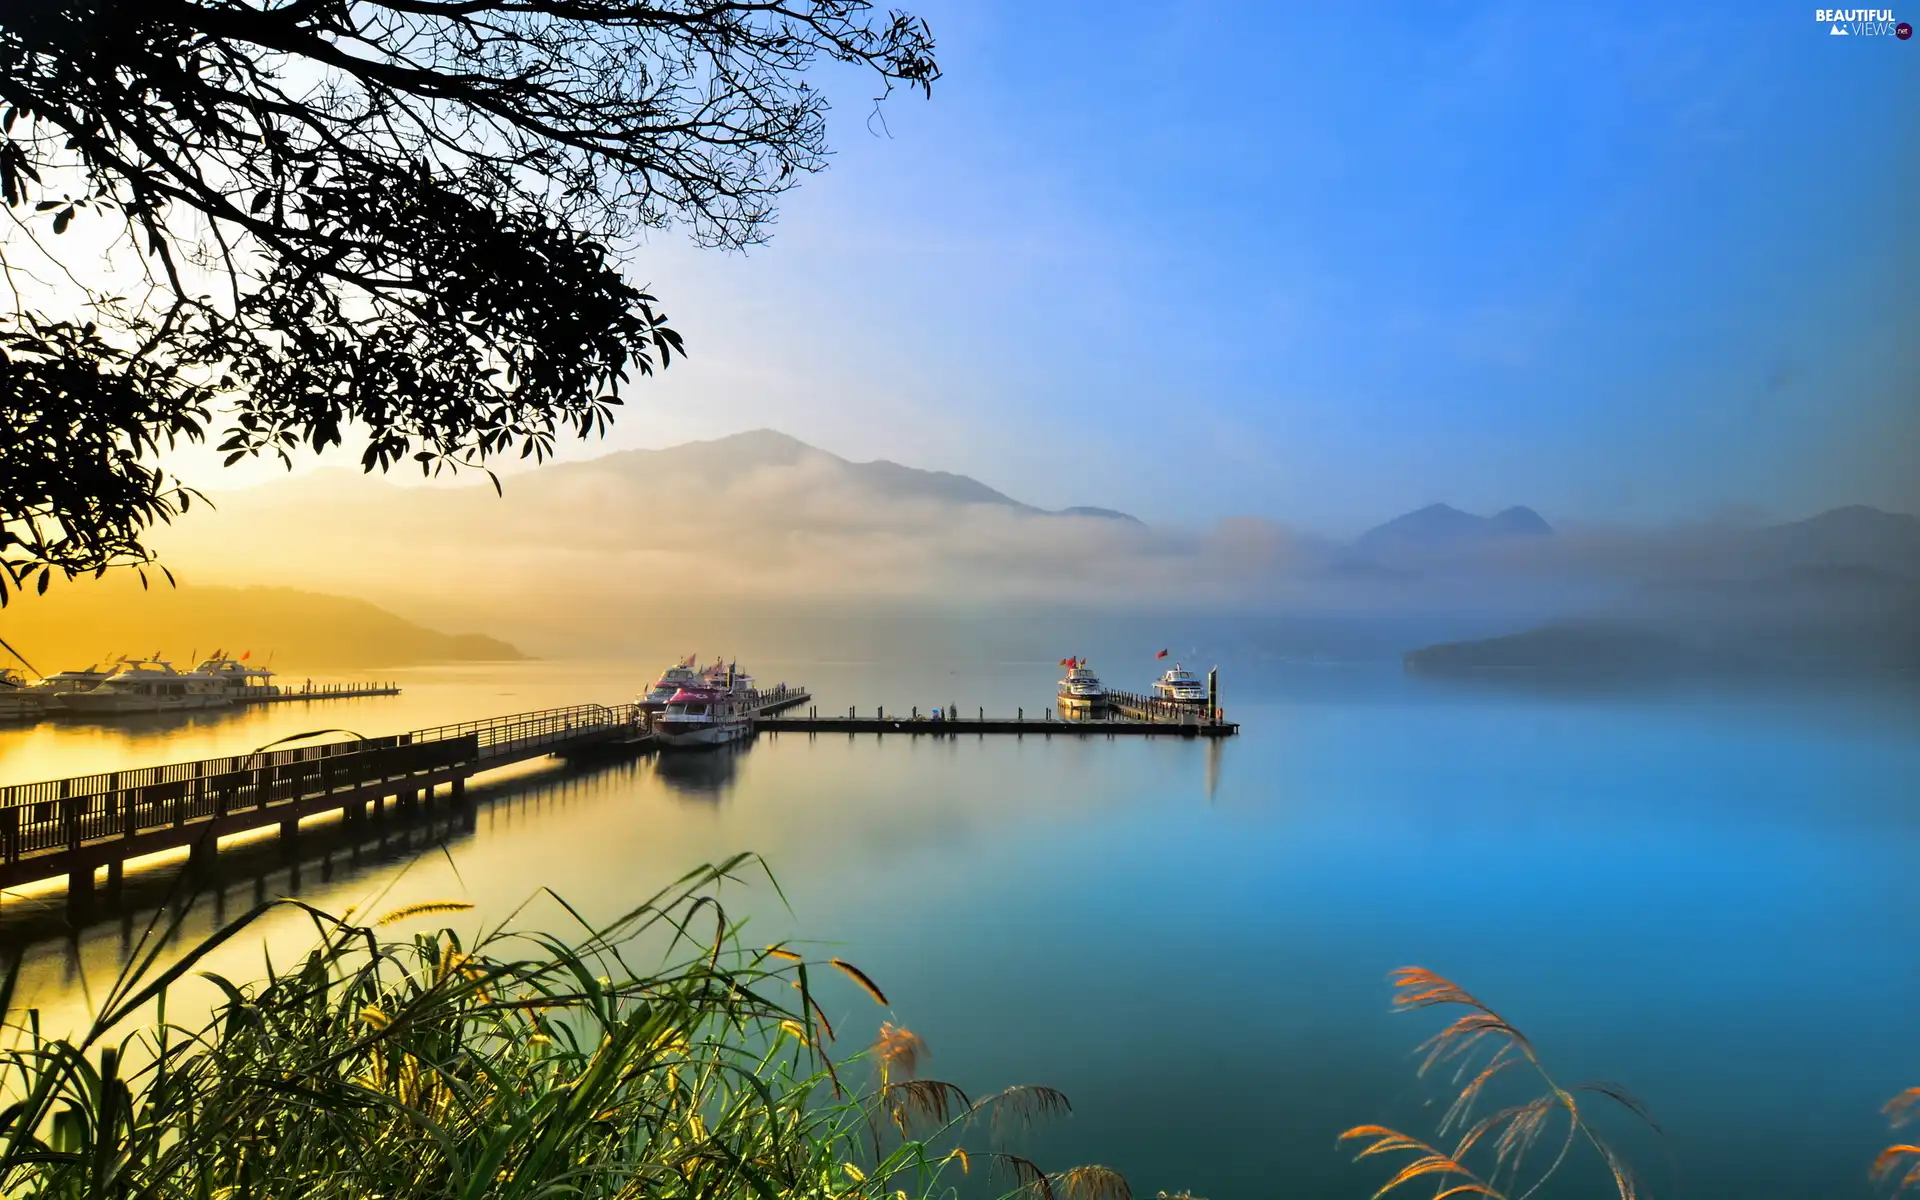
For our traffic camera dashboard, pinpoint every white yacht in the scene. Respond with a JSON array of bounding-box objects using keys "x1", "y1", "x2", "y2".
[
  {"x1": 25, "y1": 663, "x2": 117, "y2": 710},
  {"x1": 651, "y1": 679, "x2": 753, "y2": 749},
  {"x1": 55, "y1": 659, "x2": 231, "y2": 714},
  {"x1": 192, "y1": 653, "x2": 280, "y2": 701},
  {"x1": 1152, "y1": 664, "x2": 1207, "y2": 706},
  {"x1": 1056, "y1": 659, "x2": 1108, "y2": 717}
]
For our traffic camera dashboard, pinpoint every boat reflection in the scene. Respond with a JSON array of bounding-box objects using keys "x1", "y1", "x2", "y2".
[{"x1": 650, "y1": 737, "x2": 751, "y2": 801}]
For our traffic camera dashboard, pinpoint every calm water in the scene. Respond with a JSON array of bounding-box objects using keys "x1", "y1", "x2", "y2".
[{"x1": 2, "y1": 615, "x2": 1917, "y2": 1199}]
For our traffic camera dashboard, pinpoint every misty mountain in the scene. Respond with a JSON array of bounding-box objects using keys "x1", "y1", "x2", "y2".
[
  {"x1": 146, "y1": 430, "x2": 1186, "y2": 623},
  {"x1": 511, "y1": 430, "x2": 1140, "y2": 522},
  {"x1": 1756, "y1": 505, "x2": 1920, "y2": 577},
  {"x1": 1403, "y1": 508, "x2": 1920, "y2": 682},
  {"x1": 1352, "y1": 503, "x2": 1554, "y2": 560},
  {"x1": 141, "y1": 422, "x2": 1920, "y2": 657},
  {"x1": 5, "y1": 577, "x2": 525, "y2": 673}
]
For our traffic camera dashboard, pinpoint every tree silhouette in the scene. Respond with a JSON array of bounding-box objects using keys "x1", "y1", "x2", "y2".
[{"x1": 0, "y1": 0, "x2": 937, "y2": 600}]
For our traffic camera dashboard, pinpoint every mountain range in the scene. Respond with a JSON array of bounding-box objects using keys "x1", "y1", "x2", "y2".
[
  {"x1": 134, "y1": 429, "x2": 1920, "y2": 663},
  {"x1": 1352, "y1": 503, "x2": 1554, "y2": 559}
]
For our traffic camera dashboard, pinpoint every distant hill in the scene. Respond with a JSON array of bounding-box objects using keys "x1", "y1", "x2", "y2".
[
  {"x1": 1757, "y1": 505, "x2": 1920, "y2": 576},
  {"x1": 505, "y1": 430, "x2": 1138, "y2": 521},
  {"x1": 143, "y1": 429, "x2": 1154, "y2": 612},
  {"x1": 1354, "y1": 503, "x2": 1554, "y2": 559},
  {"x1": 0, "y1": 577, "x2": 525, "y2": 674}
]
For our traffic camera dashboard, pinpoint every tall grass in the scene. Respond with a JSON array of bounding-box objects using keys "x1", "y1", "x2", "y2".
[
  {"x1": 0, "y1": 854, "x2": 1123, "y2": 1200},
  {"x1": 1341, "y1": 968, "x2": 1661, "y2": 1200}
]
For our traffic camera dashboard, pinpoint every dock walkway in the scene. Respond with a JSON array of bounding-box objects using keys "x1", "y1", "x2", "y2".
[{"x1": 0, "y1": 678, "x2": 1234, "y2": 912}]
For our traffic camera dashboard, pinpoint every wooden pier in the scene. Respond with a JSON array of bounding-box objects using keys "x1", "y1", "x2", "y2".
[
  {"x1": 246, "y1": 681, "x2": 401, "y2": 703},
  {"x1": 0, "y1": 678, "x2": 1232, "y2": 914},
  {"x1": 1, "y1": 704, "x2": 650, "y2": 913},
  {"x1": 761, "y1": 704, "x2": 1236, "y2": 738}
]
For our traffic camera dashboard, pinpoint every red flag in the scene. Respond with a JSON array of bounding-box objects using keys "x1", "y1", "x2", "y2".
[
  {"x1": 240, "y1": 650, "x2": 251, "y2": 661},
  {"x1": 1155, "y1": 649, "x2": 1168, "y2": 659},
  {"x1": 1067, "y1": 657, "x2": 1077, "y2": 669}
]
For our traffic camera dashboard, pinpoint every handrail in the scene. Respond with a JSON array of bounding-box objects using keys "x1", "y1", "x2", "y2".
[{"x1": 0, "y1": 703, "x2": 643, "y2": 813}]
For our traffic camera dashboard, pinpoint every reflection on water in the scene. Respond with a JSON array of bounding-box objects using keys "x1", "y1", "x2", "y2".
[
  {"x1": 650, "y1": 740, "x2": 750, "y2": 801},
  {"x1": 0, "y1": 643, "x2": 1917, "y2": 1200}
]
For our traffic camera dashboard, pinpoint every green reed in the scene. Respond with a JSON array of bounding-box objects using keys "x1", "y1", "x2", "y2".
[{"x1": 0, "y1": 854, "x2": 1122, "y2": 1200}]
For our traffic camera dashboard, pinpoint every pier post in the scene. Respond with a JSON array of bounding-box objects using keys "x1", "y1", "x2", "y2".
[
  {"x1": 1018, "y1": 707, "x2": 1023, "y2": 721},
  {"x1": 67, "y1": 866, "x2": 94, "y2": 918},
  {"x1": 451, "y1": 776, "x2": 467, "y2": 806},
  {"x1": 188, "y1": 833, "x2": 216, "y2": 872},
  {"x1": 106, "y1": 858, "x2": 123, "y2": 895},
  {"x1": 280, "y1": 816, "x2": 299, "y2": 845}
]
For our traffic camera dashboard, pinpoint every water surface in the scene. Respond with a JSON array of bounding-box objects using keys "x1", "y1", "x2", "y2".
[{"x1": 2, "y1": 618, "x2": 1915, "y2": 1200}]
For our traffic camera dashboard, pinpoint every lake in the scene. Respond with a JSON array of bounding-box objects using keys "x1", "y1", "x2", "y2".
[{"x1": 2, "y1": 613, "x2": 1917, "y2": 1200}]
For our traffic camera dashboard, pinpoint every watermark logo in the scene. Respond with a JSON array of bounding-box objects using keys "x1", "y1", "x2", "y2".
[{"x1": 1816, "y1": 7, "x2": 1904, "y2": 33}]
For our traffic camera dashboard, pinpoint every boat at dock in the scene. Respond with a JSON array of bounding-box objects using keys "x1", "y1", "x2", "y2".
[
  {"x1": 640, "y1": 656, "x2": 724, "y2": 714},
  {"x1": 1152, "y1": 664, "x2": 1207, "y2": 706},
  {"x1": 0, "y1": 670, "x2": 40, "y2": 720},
  {"x1": 1056, "y1": 658, "x2": 1109, "y2": 717},
  {"x1": 191, "y1": 653, "x2": 281, "y2": 701},
  {"x1": 25, "y1": 664, "x2": 117, "y2": 711},
  {"x1": 651, "y1": 675, "x2": 754, "y2": 750},
  {"x1": 53, "y1": 658, "x2": 231, "y2": 714}
]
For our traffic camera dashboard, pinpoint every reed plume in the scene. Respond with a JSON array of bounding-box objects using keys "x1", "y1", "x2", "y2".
[
  {"x1": 374, "y1": 900, "x2": 476, "y2": 925},
  {"x1": 1341, "y1": 967, "x2": 1659, "y2": 1200},
  {"x1": 1875, "y1": 1088, "x2": 1920, "y2": 1188},
  {"x1": 873, "y1": 1021, "x2": 929, "y2": 1082}
]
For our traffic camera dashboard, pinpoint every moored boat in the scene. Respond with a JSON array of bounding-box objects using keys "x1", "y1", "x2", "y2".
[
  {"x1": 1056, "y1": 658, "x2": 1108, "y2": 717},
  {"x1": 640, "y1": 656, "x2": 722, "y2": 714},
  {"x1": 24, "y1": 663, "x2": 117, "y2": 711},
  {"x1": 651, "y1": 677, "x2": 753, "y2": 749},
  {"x1": 54, "y1": 658, "x2": 231, "y2": 714},
  {"x1": 1152, "y1": 664, "x2": 1207, "y2": 706},
  {"x1": 192, "y1": 652, "x2": 280, "y2": 701},
  {"x1": 0, "y1": 670, "x2": 41, "y2": 721}
]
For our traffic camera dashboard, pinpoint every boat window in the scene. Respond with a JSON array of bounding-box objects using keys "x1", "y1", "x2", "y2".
[{"x1": 682, "y1": 703, "x2": 708, "y2": 715}]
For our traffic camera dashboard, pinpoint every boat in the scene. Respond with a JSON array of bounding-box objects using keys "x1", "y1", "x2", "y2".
[
  {"x1": 1152, "y1": 664, "x2": 1208, "y2": 706},
  {"x1": 640, "y1": 656, "x2": 722, "y2": 714},
  {"x1": 54, "y1": 658, "x2": 232, "y2": 714},
  {"x1": 0, "y1": 670, "x2": 41, "y2": 721},
  {"x1": 650, "y1": 675, "x2": 754, "y2": 749},
  {"x1": 191, "y1": 652, "x2": 280, "y2": 701},
  {"x1": 1056, "y1": 658, "x2": 1108, "y2": 717},
  {"x1": 22, "y1": 663, "x2": 118, "y2": 711}
]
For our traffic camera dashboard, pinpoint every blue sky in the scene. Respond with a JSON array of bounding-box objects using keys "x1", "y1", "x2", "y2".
[{"x1": 205, "y1": 1, "x2": 1920, "y2": 536}]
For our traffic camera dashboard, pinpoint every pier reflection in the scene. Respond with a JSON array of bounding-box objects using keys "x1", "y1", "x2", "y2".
[
  {"x1": 651, "y1": 740, "x2": 750, "y2": 801},
  {"x1": 0, "y1": 753, "x2": 636, "y2": 948}
]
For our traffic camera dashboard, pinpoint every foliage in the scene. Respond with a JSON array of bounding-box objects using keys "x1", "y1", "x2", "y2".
[
  {"x1": 0, "y1": 0, "x2": 939, "y2": 599},
  {"x1": 0, "y1": 856, "x2": 1117, "y2": 1199},
  {"x1": 1341, "y1": 968, "x2": 1661, "y2": 1200}
]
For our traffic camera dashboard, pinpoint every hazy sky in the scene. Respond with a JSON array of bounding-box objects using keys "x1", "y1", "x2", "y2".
[{"x1": 173, "y1": 0, "x2": 1917, "y2": 536}]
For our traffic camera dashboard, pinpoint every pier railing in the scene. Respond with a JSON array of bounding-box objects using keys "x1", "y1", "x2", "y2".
[
  {"x1": 0, "y1": 736, "x2": 477, "y2": 863},
  {"x1": 1102, "y1": 688, "x2": 1219, "y2": 726},
  {"x1": 408, "y1": 704, "x2": 641, "y2": 761},
  {"x1": 0, "y1": 704, "x2": 643, "y2": 866}
]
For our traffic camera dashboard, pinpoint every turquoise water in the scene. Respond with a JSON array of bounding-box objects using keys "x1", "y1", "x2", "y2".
[{"x1": 2, "y1": 617, "x2": 1916, "y2": 1199}]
